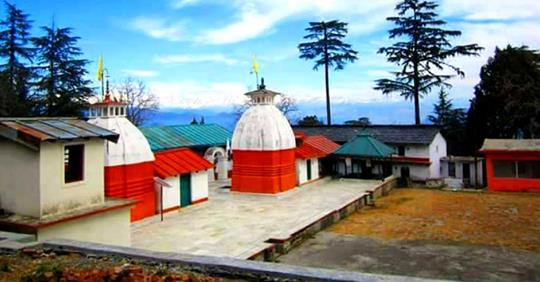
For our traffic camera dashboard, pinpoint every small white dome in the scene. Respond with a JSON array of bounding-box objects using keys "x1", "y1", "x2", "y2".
[
  {"x1": 232, "y1": 105, "x2": 295, "y2": 151},
  {"x1": 88, "y1": 117, "x2": 155, "y2": 166}
]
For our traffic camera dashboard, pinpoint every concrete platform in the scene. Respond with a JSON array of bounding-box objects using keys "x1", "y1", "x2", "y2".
[{"x1": 131, "y1": 178, "x2": 385, "y2": 259}]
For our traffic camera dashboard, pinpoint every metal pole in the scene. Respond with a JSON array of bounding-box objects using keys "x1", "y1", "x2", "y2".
[{"x1": 160, "y1": 184, "x2": 164, "y2": 222}]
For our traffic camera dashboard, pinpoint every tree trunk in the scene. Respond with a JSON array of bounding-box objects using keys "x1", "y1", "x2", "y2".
[{"x1": 323, "y1": 26, "x2": 331, "y2": 126}]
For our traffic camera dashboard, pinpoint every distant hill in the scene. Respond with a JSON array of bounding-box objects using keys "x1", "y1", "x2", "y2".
[{"x1": 145, "y1": 99, "x2": 469, "y2": 129}]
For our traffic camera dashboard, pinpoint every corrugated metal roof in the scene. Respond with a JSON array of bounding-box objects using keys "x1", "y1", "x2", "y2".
[
  {"x1": 480, "y1": 139, "x2": 540, "y2": 152},
  {"x1": 154, "y1": 148, "x2": 213, "y2": 178},
  {"x1": 333, "y1": 133, "x2": 394, "y2": 158},
  {"x1": 0, "y1": 118, "x2": 119, "y2": 150},
  {"x1": 140, "y1": 124, "x2": 232, "y2": 152},
  {"x1": 294, "y1": 125, "x2": 441, "y2": 145},
  {"x1": 296, "y1": 135, "x2": 340, "y2": 159}
]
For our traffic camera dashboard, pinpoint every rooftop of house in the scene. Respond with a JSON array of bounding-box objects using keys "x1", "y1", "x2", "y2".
[
  {"x1": 296, "y1": 135, "x2": 340, "y2": 159},
  {"x1": 480, "y1": 139, "x2": 540, "y2": 152},
  {"x1": 154, "y1": 148, "x2": 214, "y2": 179},
  {"x1": 0, "y1": 117, "x2": 119, "y2": 150},
  {"x1": 293, "y1": 124, "x2": 441, "y2": 145},
  {"x1": 333, "y1": 133, "x2": 395, "y2": 158},
  {"x1": 140, "y1": 124, "x2": 232, "y2": 152}
]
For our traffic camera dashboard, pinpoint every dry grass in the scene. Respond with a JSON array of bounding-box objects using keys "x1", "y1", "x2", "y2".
[{"x1": 329, "y1": 188, "x2": 540, "y2": 253}]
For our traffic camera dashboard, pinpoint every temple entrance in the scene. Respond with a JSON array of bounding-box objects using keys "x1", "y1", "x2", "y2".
[{"x1": 204, "y1": 147, "x2": 228, "y2": 181}]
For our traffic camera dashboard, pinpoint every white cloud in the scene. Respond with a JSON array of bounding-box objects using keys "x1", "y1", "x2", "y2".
[
  {"x1": 149, "y1": 81, "x2": 248, "y2": 108},
  {"x1": 129, "y1": 17, "x2": 184, "y2": 41},
  {"x1": 195, "y1": 0, "x2": 395, "y2": 45},
  {"x1": 441, "y1": 0, "x2": 540, "y2": 21},
  {"x1": 122, "y1": 69, "x2": 159, "y2": 78},
  {"x1": 170, "y1": 0, "x2": 200, "y2": 9},
  {"x1": 153, "y1": 54, "x2": 239, "y2": 65}
]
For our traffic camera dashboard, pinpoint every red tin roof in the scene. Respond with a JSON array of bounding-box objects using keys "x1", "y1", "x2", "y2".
[
  {"x1": 154, "y1": 148, "x2": 213, "y2": 178},
  {"x1": 296, "y1": 135, "x2": 340, "y2": 159}
]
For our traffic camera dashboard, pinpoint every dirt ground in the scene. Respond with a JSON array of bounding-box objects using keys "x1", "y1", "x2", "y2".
[
  {"x1": 278, "y1": 188, "x2": 540, "y2": 282},
  {"x1": 0, "y1": 248, "x2": 238, "y2": 282},
  {"x1": 329, "y1": 188, "x2": 540, "y2": 253}
]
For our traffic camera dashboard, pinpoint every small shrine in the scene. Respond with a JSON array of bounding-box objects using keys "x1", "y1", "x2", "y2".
[
  {"x1": 88, "y1": 91, "x2": 156, "y2": 222},
  {"x1": 231, "y1": 80, "x2": 297, "y2": 194}
]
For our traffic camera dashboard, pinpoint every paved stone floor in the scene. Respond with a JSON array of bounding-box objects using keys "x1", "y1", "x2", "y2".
[
  {"x1": 278, "y1": 232, "x2": 540, "y2": 282},
  {"x1": 131, "y1": 178, "x2": 379, "y2": 259}
]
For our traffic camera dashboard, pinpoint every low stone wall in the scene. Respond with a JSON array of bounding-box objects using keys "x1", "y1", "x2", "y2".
[
  {"x1": 251, "y1": 176, "x2": 398, "y2": 261},
  {"x1": 3, "y1": 239, "x2": 430, "y2": 282}
]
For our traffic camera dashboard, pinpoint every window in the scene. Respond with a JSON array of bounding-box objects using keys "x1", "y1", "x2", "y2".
[
  {"x1": 517, "y1": 161, "x2": 540, "y2": 179},
  {"x1": 448, "y1": 162, "x2": 456, "y2": 177},
  {"x1": 397, "y1": 146, "x2": 405, "y2": 156},
  {"x1": 493, "y1": 160, "x2": 516, "y2": 178},
  {"x1": 64, "y1": 144, "x2": 84, "y2": 183}
]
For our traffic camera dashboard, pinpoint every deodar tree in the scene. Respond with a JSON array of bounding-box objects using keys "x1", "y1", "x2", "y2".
[
  {"x1": 0, "y1": 1, "x2": 34, "y2": 116},
  {"x1": 375, "y1": 0, "x2": 482, "y2": 125},
  {"x1": 298, "y1": 20, "x2": 358, "y2": 126},
  {"x1": 32, "y1": 23, "x2": 92, "y2": 116}
]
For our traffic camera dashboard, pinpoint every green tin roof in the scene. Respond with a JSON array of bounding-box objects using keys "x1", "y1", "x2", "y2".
[
  {"x1": 333, "y1": 132, "x2": 394, "y2": 158},
  {"x1": 140, "y1": 124, "x2": 232, "y2": 152}
]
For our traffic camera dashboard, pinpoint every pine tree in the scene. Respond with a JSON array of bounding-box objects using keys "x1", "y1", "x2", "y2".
[
  {"x1": 32, "y1": 23, "x2": 91, "y2": 116},
  {"x1": 375, "y1": 0, "x2": 482, "y2": 125},
  {"x1": 298, "y1": 20, "x2": 358, "y2": 125},
  {"x1": 428, "y1": 88, "x2": 466, "y2": 154},
  {"x1": 0, "y1": 1, "x2": 34, "y2": 116}
]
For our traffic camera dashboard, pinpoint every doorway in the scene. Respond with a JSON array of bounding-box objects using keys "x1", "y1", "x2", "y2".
[
  {"x1": 180, "y1": 174, "x2": 192, "y2": 207},
  {"x1": 307, "y1": 159, "x2": 312, "y2": 180}
]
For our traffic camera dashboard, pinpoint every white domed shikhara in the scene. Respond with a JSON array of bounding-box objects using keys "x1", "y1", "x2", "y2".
[
  {"x1": 232, "y1": 105, "x2": 295, "y2": 151},
  {"x1": 231, "y1": 81, "x2": 298, "y2": 194},
  {"x1": 87, "y1": 95, "x2": 154, "y2": 167}
]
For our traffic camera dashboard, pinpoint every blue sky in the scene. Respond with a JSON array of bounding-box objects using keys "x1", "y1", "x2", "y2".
[{"x1": 10, "y1": 0, "x2": 540, "y2": 125}]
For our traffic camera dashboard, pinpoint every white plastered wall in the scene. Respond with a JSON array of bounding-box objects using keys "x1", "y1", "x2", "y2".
[
  {"x1": 0, "y1": 139, "x2": 41, "y2": 217},
  {"x1": 162, "y1": 176, "x2": 180, "y2": 210},
  {"x1": 296, "y1": 158, "x2": 320, "y2": 185},
  {"x1": 191, "y1": 171, "x2": 208, "y2": 202},
  {"x1": 37, "y1": 207, "x2": 131, "y2": 246},
  {"x1": 39, "y1": 139, "x2": 105, "y2": 217},
  {"x1": 428, "y1": 133, "x2": 447, "y2": 179},
  {"x1": 392, "y1": 164, "x2": 430, "y2": 181}
]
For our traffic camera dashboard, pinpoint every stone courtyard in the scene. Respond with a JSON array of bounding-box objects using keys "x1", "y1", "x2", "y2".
[{"x1": 131, "y1": 178, "x2": 381, "y2": 259}]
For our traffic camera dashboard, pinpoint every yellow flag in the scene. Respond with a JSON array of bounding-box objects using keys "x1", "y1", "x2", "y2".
[
  {"x1": 97, "y1": 55, "x2": 103, "y2": 81},
  {"x1": 252, "y1": 55, "x2": 260, "y2": 75}
]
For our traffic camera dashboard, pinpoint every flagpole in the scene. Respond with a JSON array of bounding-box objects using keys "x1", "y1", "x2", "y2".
[{"x1": 101, "y1": 71, "x2": 104, "y2": 98}]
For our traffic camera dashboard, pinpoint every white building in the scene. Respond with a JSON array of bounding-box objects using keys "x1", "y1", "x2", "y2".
[
  {"x1": 295, "y1": 134, "x2": 340, "y2": 185},
  {"x1": 0, "y1": 118, "x2": 133, "y2": 246},
  {"x1": 294, "y1": 125, "x2": 448, "y2": 182},
  {"x1": 441, "y1": 156, "x2": 484, "y2": 188},
  {"x1": 154, "y1": 148, "x2": 213, "y2": 212}
]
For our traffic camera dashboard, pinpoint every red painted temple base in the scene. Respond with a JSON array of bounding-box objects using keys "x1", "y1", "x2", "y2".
[
  {"x1": 232, "y1": 149, "x2": 296, "y2": 194},
  {"x1": 104, "y1": 161, "x2": 156, "y2": 221}
]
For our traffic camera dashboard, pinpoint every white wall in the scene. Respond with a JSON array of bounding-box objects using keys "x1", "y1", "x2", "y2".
[
  {"x1": 161, "y1": 176, "x2": 180, "y2": 210},
  {"x1": 0, "y1": 140, "x2": 41, "y2": 217},
  {"x1": 296, "y1": 158, "x2": 320, "y2": 185},
  {"x1": 311, "y1": 158, "x2": 320, "y2": 180},
  {"x1": 428, "y1": 133, "x2": 447, "y2": 179},
  {"x1": 38, "y1": 207, "x2": 131, "y2": 246},
  {"x1": 441, "y1": 159, "x2": 484, "y2": 186},
  {"x1": 40, "y1": 139, "x2": 105, "y2": 217},
  {"x1": 395, "y1": 144, "x2": 429, "y2": 157},
  {"x1": 393, "y1": 164, "x2": 430, "y2": 181},
  {"x1": 296, "y1": 159, "x2": 307, "y2": 184},
  {"x1": 191, "y1": 171, "x2": 208, "y2": 202}
]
